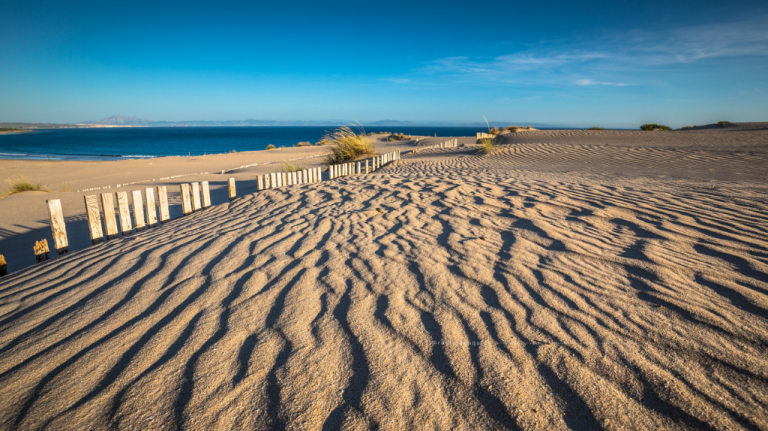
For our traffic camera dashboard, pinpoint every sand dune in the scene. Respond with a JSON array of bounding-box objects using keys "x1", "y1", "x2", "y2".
[{"x1": 1, "y1": 129, "x2": 768, "y2": 430}]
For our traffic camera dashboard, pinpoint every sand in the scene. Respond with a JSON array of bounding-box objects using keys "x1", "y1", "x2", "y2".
[{"x1": 0, "y1": 125, "x2": 767, "y2": 430}]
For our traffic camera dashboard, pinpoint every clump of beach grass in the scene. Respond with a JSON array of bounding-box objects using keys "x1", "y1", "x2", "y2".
[
  {"x1": 588, "y1": 127, "x2": 606, "y2": 130},
  {"x1": 296, "y1": 141, "x2": 311, "y2": 147},
  {"x1": 505, "y1": 125, "x2": 520, "y2": 132},
  {"x1": 281, "y1": 161, "x2": 306, "y2": 172},
  {"x1": 478, "y1": 137, "x2": 498, "y2": 154},
  {"x1": 387, "y1": 133, "x2": 411, "y2": 141},
  {"x1": 1, "y1": 176, "x2": 50, "y2": 198},
  {"x1": 60, "y1": 183, "x2": 71, "y2": 192},
  {"x1": 717, "y1": 121, "x2": 733, "y2": 127},
  {"x1": 640, "y1": 123, "x2": 671, "y2": 131},
  {"x1": 489, "y1": 127, "x2": 500, "y2": 135},
  {"x1": 322, "y1": 124, "x2": 375, "y2": 165},
  {"x1": 266, "y1": 144, "x2": 276, "y2": 150}
]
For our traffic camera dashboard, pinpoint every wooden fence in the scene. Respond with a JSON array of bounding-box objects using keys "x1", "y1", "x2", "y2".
[{"x1": 1, "y1": 150, "x2": 405, "y2": 275}]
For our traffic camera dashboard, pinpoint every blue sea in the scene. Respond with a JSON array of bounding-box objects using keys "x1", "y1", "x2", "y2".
[{"x1": 0, "y1": 126, "x2": 491, "y2": 161}]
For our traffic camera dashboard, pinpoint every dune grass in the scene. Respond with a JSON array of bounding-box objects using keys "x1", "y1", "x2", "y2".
[
  {"x1": 61, "y1": 183, "x2": 71, "y2": 192},
  {"x1": 588, "y1": 127, "x2": 607, "y2": 130},
  {"x1": 1, "y1": 176, "x2": 50, "y2": 198},
  {"x1": 387, "y1": 133, "x2": 411, "y2": 141},
  {"x1": 296, "y1": 141, "x2": 311, "y2": 147},
  {"x1": 281, "y1": 161, "x2": 306, "y2": 172},
  {"x1": 640, "y1": 123, "x2": 671, "y2": 131},
  {"x1": 717, "y1": 121, "x2": 733, "y2": 127},
  {"x1": 322, "y1": 124, "x2": 375, "y2": 165},
  {"x1": 478, "y1": 136, "x2": 498, "y2": 154},
  {"x1": 266, "y1": 144, "x2": 276, "y2": 150}
]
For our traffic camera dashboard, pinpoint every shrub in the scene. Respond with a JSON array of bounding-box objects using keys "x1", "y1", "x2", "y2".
[
  {"x1": 282, "y1": 161, "x2": 306, "y2": 172},
  {"x1": 266, "y1": 144, "x2": 276, "y2": 150},
  {"x1": 640, "y1": 124, "x2": 671, "y2": 131},
  {"x1": 489, "y1": 127, "x2": 500, "y2": 135},
  {"x1": 322, "y1": 124, "x2": 375, "y2": 165},
  {"x1": 506, "y1": 125, "x2": 520, "y2": 132},
  {"x1": 478, "y1": 137, "x2": 498, "y2": 154},
  {"x1": 387, "y1": 133, "x2": 412, "y2": 141},
  {"x1": 525, "y1": 125, "x2": 532, "y2": 130},
  {"x1": 315, "y1": 139, "x2": 332, "y2": 146},
  {"x1": 1, "y1": 176, "x2": 49, "y2": 198},
  {"x1": 588, "y1": 127, "x2": 606, "y2": 130},
  {"x1": 717, "y1": 121, "x2": 732, "y2": 127},
  {"x1": 296, "y1": 141, "x2": 311, "y2": 147}
]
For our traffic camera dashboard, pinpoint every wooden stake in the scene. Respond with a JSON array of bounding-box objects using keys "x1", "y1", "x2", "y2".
[
  {"x1": 84, "y1": 194, "x2": 104, "y2": 244},
  {"x1": 365, "y1": 160, "x2": 369, "y2": 174},
  {"x1": 100, "y1": 193, "x2": 119, "y2": 240},
  {"x1": 257, "y1": 175, "x2": 264, "y2": 191},
  {"x1": 157, "y1": 186, "x2": 170, "y2": 223},
  {"x1": 34, "y1": 239, "x2": 50, "y2": 262},
  {"x1": 201, "y1": 181, "x2": 211, "y2": 208},
  {"x1": 117, "y1": 192, "x2": 134, "y2": 235},
  {"x1": 180, "y1": 183, "x2": 193, "y2": 215},
  {"x1": 191, "y1": 182, "x2": 202, "y2": 212},
  {"x1": 145, "y1": 187, "x2": 158, "y2": 227},
  {"x1": 132, "y1": 190, "x2": 146, "y2": 231},
  {"x1": 228, "y1": 178, "x2": 236, "y2": 200},
  {"x1": 46, "y1": 199, "x2": 69, "y2": 253},
  {"x1": 286, "y1": 172, "x2": 293, "y2": 186},
  {"x1": 303, "y1": 169, "x2": 308, "y2": 184},
  {"x1": 270, "y1": 173, "x2": 277, "y2": 189}
]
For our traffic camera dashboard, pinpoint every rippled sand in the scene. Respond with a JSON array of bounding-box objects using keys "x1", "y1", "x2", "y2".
[{"x1": 1, "y1": 127, "x2": 767, "y2": 430}]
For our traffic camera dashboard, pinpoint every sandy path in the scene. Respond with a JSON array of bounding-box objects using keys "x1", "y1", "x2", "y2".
[{"x1": 1, "y1": 135, "x2": 767, "y2": 429}]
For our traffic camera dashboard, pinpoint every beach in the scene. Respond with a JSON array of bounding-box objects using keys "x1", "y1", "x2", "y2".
[{"x1": 1, "y1": 125, "x2": 767, "y2": 430}]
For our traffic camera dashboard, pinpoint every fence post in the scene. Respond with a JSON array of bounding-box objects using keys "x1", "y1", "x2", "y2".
[
  {"x1": 191, "y1": 182, "x2": 202, "y2": 212},
  {"x1": 228, "y1": 178, "x2": 236, "y2": 200},
  {"x1": 117, "y1": 192, "x2": 134, "y2": 235},
  {"x1": 201, "y1": 181, "x2": 211, "y2": 208},
  {"x1": 157, "y1": 186, "x2": 170, "y2": 223},
  {"x1": 145, "y1": 187, "x2": 158, "y2": 227},
  {"x1": 46, "y1": 199, "x2": 69, "y2": 253},
  {"x1": 257, "y1": 175, "x2": 264, "y2": 191},
  {"x1": 84, "y1": 195, "x2": 104, "y2": 244},
  {"x1": 132, "y1": 190, "x2": 147, "y2": 231},
  {"x1": 100, "y1": 193, "x2": 119, "y2": 239},
  {"x1": 180, "y1": 183, "x2": 193, "y2": 215},
  {"x1": 34, "y1": 239, "x2": 50, "y2": 262}
]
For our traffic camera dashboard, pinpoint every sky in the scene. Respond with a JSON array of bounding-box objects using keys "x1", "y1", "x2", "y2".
[{"x1": 1, "y1": 0, "x2": 767, "y2": 128}]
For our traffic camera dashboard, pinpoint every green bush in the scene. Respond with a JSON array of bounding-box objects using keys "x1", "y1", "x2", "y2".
[{"x1": 640, "y1": 124, "x2": 671, "y2": 131}]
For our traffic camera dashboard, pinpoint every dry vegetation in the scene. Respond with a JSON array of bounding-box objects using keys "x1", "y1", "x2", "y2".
[
  {"x1": 322, "y1": 124, "x2": 375, "y2": 165},
  {"x1": 1, "y1": 176, "x2": 49, "y2": 198},
  {"x1": 281, "y1": 161, "x2": 306, "y2": 172}
]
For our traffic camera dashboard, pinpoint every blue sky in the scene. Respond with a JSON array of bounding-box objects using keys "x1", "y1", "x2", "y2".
[{"x1": 1, "y1": 0, "x2": 767, "y2": 127}]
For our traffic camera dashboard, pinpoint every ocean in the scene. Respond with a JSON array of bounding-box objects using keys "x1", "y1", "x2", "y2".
[{"x1": 0, "y1": 126, "x2": 491, "y2": 161}]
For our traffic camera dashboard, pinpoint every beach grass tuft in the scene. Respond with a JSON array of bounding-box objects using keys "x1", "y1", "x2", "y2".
[
  {"x1": 387, "y1": 133, "x2": 411, "y2": 141},
  {"x1": 478, "y1": 137, "x2": 498, "y2": 154},
  {"x1": 61, "y1": 183, "x2": 71, "y2": 192},
  {"x1": 1, "y1": 176, "x2": 50, "y2": 198},
  {"x1": 717, "y1": 121, "x2": 733, "y2": 127},
  {"x1": 588, "y1": 127, "x2": 607, "y2": 130},
  {"x1": 266, "y1": 144, "x2": 276, "y2": 150},
  {"x1": 296, "y1": 141, "x2": 311, "y2": 147},
  {"x1": 640, "y1": 123, "x2": 671, "y2": 131},
  {"x1": 281, "y1": 161, "x2": 306, "y2": 172},
  {"x1": 322, "y1": 124, "x2": 375, "y2": 165}
]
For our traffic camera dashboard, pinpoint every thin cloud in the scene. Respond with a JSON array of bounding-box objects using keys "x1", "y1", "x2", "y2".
[{"x1": 403, "y1": 16, "x2": 768, "y2": 87}]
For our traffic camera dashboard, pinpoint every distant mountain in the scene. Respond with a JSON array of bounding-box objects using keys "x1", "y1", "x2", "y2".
[
  {"x1": 84, "y1": 115, "x2": 153, "y2": 125},
  {"x1": 75, "y1": 116, "x2": 569, "y2": 129}
]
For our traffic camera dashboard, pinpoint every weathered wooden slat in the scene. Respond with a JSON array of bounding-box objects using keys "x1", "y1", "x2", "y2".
[
  {"x1": 293, "y1": 171, "x2": 298, "y2": 185},
  {"x1": 270, "y1": 173, "x2": 277, "y2": 189},
  {"x1": 132, "y1": 190, "x2": 146, "y2": 231},
  {"x1": 180, "y1": 183, "x2": 193, "y2": 215},
  {"x1": 257, "y1": 175, "x2": 264, "y2": 191},
  {"x1": 116, "y1": 192, "x2": 134, "y2": 234},
  {"x1": 100, "y1": 194, "x2": 119, "y2": 240},
  {"x1": 302, "y1": 169, "x2": 308, "y2": 184},
  {"x1": 281, "y1": 172, "x2": 287, "y2": 187},
  {"x1": 201, "y1": 181, "x2": 211, "y2": 208},
  {"x1": 46, "y1": 199, "x2": 69, "y2": 253},
  {"x1": 365, "y1": 160, "x2": 369, "y2": 174},
  {"x1": 145, "y1": 188, "x2": 158, "y2": 227},
  {"x1": 84, "y1": 194, "x2": 104, "y2": 244},
  {"x1": 34, "y1": 239, "x2": 50, "y2": 262},
  {"x1": 157, "y1": 186, "x2": 170, "y2": 223},
  {"x1": 228, "y1": 178, "x2": 236, "y2": 200},
  {"x1": 191, "y1": 182, "x2": 202, "y2": 212}
]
